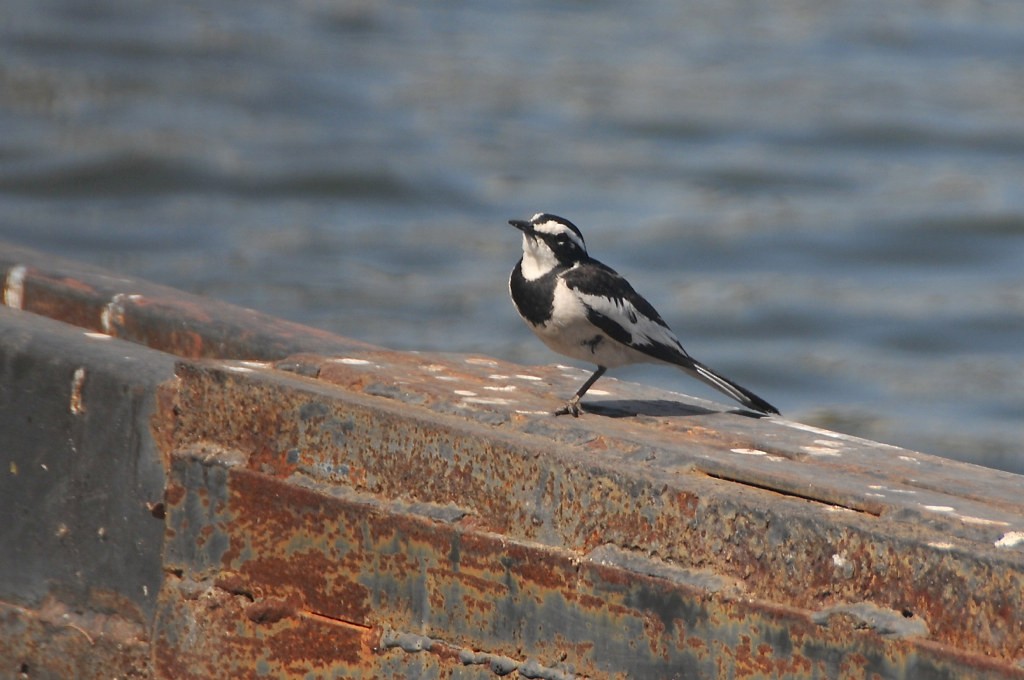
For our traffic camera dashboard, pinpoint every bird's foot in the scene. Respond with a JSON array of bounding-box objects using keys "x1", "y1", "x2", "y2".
[{"x1": 553, "y1": 399, "x2": 582, "y2": 417}]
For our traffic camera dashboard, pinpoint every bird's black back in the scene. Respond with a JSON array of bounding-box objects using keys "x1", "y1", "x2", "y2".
[{"x1": 560, "y1": 259, "x2": 669, "y2": 329}]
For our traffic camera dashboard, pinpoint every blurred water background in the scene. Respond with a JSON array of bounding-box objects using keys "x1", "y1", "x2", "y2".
[{"x1": 2, "y1": 0, "x2": 1023, "y2": 473}]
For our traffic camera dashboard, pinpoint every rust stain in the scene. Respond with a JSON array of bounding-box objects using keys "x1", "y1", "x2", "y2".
[
  {"x1": 163, "y1": 483, "x2": 185, "y2": 511},
  {"x1": 153, "y1": 576, "x2": 377, "y2": 679},
  {"x1": 243, "y1": 594, "x2": 301, "y2": 624},
  {"x1": 19, "y1": 272, "x2": 106, "y2": 332}
]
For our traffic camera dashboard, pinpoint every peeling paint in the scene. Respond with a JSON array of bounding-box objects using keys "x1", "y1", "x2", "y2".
[
  {"x1": 4, "y1": 264, "x2": 26, "y2": 309},
  {"x1": 101, "y1": 293, "x2": 144, "y2": 335},
  {"x1": 69, "y1": 367, "x2": 86, "y2": 415}
]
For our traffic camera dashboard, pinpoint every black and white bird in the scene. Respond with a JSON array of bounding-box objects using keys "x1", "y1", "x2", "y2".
[{"x1": 506, "y1": 212, "x2": 779, "y2": 417}]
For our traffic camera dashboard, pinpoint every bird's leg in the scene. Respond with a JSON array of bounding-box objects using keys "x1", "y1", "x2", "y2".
[{"x1": 554, "y1": 366, "x2": 607, "y2": 417}]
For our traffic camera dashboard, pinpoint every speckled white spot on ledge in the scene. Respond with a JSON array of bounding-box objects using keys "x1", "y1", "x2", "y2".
[
  {"x1": 331, "y1": 357, "x2": 372, "y2": 366},
  {"x1": 928, "y1": 541, "x2": 954, "y2": 550},
  {"x1": 995, "y1": 531, "x2": 1024, "y2": 548},
  {"x1": 802, "y1": 445, "x2": 842, "y2": 457},
  {"x1": 462, "y1": 396, "x2": 512, "y2": 405},
  {"x1": 956, "y1": 515, "x2": 1010, "y2": 527}
]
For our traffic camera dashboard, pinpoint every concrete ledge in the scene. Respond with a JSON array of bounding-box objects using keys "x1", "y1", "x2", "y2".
[
  {"x1": 0, "y1": 307, "x2": 172, "y2": 617},
  {"x1": 2, "y1": 241, "x2": 1023, "y2": 678}
]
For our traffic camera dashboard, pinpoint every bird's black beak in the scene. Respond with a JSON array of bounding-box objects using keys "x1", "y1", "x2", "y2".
[{"x1": 508, "y1": 219, "x2": 533, "y2": 234}]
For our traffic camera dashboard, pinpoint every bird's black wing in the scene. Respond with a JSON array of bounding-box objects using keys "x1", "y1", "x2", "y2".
[
  {"x1": 561, "y1": 260, "x2": 694, "y2": 367},
  {"x1": 563, "y1": 260, "x2": 780, "y2": 415},
  {"x1": 562, "y1": 260, "x2": 780, "y2": 415}
]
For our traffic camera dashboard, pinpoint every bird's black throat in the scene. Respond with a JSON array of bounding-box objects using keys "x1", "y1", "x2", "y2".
[{"x1": 509, "y1": 259, "x2": 560, "y2": 326}]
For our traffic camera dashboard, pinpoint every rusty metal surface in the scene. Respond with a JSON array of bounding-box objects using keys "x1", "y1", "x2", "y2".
[
  {"x1": 156, "y1": 443, "x2": 1022, "y2": 679},
  {"x1": 0, "y1": 598, "x2": 151, "y2": 680},
  {"x1": 0, "y1": 242, "x2": 372, "y2": 360},
  {"x1": 163, "y1": 358, "x2": 1024, "y2": 676},
  {"x1": 3, "y1": 241, "x2": 1024, "y2": 677}
]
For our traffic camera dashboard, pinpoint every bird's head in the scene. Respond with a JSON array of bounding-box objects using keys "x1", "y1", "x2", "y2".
[{"x1": 508, "y1": 213, "x2": 588, "y2": 276}]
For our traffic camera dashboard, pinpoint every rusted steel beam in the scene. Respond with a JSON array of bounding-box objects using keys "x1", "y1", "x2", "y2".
[
  {"x1": 160, "y1": 358, "x2": 1024, "y2": 678},
  {"x1": 0, "y1": 243, "x2": 371, "y2": 360},
  {"x1": 0, "y1": 598, "x2": 151, "y2": 679},
  {"x1": 156, "y1": 442, "x2": 1020, "y2": 679},
  {"x1": 2, "y1": 241, "x2": 1024, "y2": 678}
]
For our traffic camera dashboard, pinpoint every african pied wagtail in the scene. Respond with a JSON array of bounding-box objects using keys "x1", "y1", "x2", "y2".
[{"x1": 507, "y1": 213, "x2": 779, "y2": 417}]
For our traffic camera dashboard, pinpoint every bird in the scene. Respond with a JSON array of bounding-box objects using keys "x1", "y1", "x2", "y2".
[{"x1": 506, "y1": 212, "x2": 779, "y2": 417}]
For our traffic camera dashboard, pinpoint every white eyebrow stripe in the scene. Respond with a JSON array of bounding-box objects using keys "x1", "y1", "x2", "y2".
[{"x1": 530, "y1": 216, "x2": 586, "y2": 251}]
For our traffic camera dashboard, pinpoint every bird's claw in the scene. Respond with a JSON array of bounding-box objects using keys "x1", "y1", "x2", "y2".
[{"x1": 553, "y1": 400, "x2": 582, "y2": 417}]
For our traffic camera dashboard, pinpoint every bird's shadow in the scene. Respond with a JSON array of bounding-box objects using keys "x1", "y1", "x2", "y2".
[{"x1": 580, "y1": 399, "x2": 769, "y2": 420}]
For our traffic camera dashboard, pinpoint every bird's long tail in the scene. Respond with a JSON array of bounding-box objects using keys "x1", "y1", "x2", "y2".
[{"x1": 684, "y1": 359, "x2": 780, "y2": 415}]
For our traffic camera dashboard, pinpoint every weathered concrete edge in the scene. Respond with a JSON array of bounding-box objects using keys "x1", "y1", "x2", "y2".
[{"x1": 0, "y1": 306, "x2": 174, "y2": 677}]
